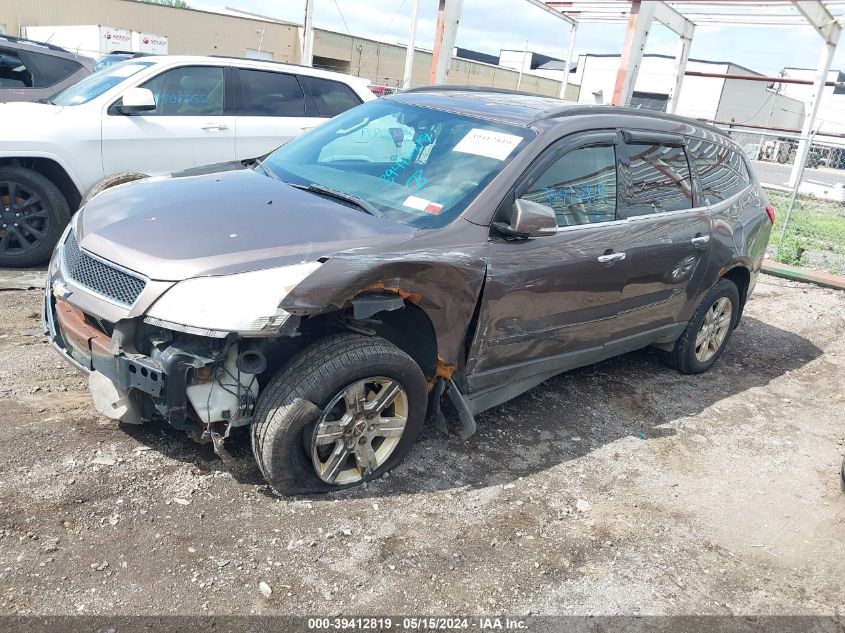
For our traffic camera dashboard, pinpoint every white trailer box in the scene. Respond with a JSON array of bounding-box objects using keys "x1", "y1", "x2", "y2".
[
  {"x1": 22, "y1": 25, "x2": 167, "y2": 57},
  {"x1": 133, "y1": 32, "x2": 169, "y2": 55}
]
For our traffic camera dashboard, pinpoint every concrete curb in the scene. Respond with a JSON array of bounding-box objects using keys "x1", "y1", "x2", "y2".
[{"x1": 762, "y1": 260, "x2": 845, "y2": 291}]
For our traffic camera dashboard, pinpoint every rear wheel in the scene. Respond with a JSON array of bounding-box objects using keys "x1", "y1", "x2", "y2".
[
  {"x1": 666, "y1": 278, "x2": 740, "y2": 374},
  {"x1": 0, "y1": 166, "x2": 70, "y2": 267},
  {"x1": 251, "y1": 333, "x2": 428, "y2": 495}
]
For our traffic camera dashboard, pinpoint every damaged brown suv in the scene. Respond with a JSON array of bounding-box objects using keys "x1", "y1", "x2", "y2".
[{"x1": 44, "y1": 87, "x2": 773, "y2": 494}]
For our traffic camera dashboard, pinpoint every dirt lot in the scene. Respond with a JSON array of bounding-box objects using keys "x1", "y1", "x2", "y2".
[{"x1": 0, "y1": 274, "x2": 843, "y2": 616}]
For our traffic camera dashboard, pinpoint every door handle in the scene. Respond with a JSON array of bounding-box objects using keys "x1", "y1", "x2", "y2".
[
  {"x1": 201, "y1": 123, "x2": 228, "y2": 131},
  {"x1": 597, "y1": 251, "x2": 626, "y2": 264},
  {"x1": 301, "y1": 125, "x2": 316, "y2": 131},
  {"x1": 691, "y1": 235, "x2": 711, "y2": 246}
]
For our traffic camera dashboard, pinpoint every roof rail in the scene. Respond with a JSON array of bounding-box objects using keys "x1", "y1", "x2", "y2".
[
  {"x1": 402, "y1": 84, "x2": 554, "y2": 98},
  {"x1": 208, "y1": 55, "x2": 356, "y2": 77},
  {"x1": 0, "y1": 33, "x2": 71, "y2": 54}
]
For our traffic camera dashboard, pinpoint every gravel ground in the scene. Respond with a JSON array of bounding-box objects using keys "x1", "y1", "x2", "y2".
[{"x1": 0, "y1": 275, "x2": 843, "y2": 616}]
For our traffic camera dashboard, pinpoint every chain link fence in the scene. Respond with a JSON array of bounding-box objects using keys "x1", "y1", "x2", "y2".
[{"x1": 721, "y1": 126, "x2": 845, "y2": 275}]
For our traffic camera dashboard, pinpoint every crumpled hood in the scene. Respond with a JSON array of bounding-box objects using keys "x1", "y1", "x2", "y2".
[{"x1": 77, "y1": 169, "x2": 416, "y2": 281}]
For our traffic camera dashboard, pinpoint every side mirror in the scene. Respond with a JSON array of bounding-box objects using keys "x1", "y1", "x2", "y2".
[
  {"x1": 493, "y1": 198, "x2": 558, "y2": 239},
  {"x1": 118, "y1": 87, "x2": 156, "y2": 114}
]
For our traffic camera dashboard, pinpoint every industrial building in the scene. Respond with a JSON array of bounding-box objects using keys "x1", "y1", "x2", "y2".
[
  {"x1": 568, "y1": 53, "x2": 806, "y2": 129},
  {"x1": 0, "y1": 0, "x2": 563, "y2": 96}
]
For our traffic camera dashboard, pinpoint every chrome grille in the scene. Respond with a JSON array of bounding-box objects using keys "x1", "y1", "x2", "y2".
[{"x1": 62, "y1": 231, "x2": 146, "y2": 307}]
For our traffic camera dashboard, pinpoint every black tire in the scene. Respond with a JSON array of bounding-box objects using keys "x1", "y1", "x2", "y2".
[
  {"x1": 251, "y1": 333, "x2": 428, "y2": 495},
  {"x1": 666, "y1": 278, "x2": 740, "y2": 375},
  {"x1": 80, "y1": 172, "x2": 147, "y2": 208},
  {"x1": 0, "y1": 166, "x2": 71, "y2": 268}
]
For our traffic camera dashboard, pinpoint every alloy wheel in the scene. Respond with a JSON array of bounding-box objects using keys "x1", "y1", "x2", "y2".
[
  {"x1": 311, "y1": 377, "x2": 409, "y2": 485},
  {"x1": 0, "y1": 181, "x2": 50, "y2": 257},
  {"x1": 694, "y1": 297, "x2": 733, "y2": 362}
]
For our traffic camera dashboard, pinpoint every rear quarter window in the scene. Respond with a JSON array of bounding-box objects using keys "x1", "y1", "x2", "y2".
[
  {"x1": 687, "y1": 139, "x2": 750, "y2": 205},
  {"x1": 301, "y1": 75, "x2": 362, "y2": 117},
  {"x1": 26, "y1": 51, "x2": 83, "y2": 87}
]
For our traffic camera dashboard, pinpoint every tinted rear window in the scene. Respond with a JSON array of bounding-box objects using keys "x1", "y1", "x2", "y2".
[
  {"x1": 623, "y1": 142, "x2": 693, "y2": 216},
  {"x1": 238, "y1": 69, "x2": 305, "y2": 117},
  {"x1": 26, "y1": 51, "x2": 83, "y2": 87},
  {"x1": 687, "y1": 139, "x2": 750, "y2": 204},
  {"x1": 301, "y1": 76, "x2": 362, "y2": 117}
]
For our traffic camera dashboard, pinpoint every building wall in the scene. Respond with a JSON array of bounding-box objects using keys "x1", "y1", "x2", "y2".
[
  {"x1": 780, "y1": 67, "x2": 845, "y2": 134},
  {"x1": 1, "y1": 0, "x2": 564, "y2": 97},
  {"x1": 570, "y1": 54, "x2": 804, "y2": 129},
  {"x1": 715, "y1": 64, "x2": 804, "y2": 129},
  {"x1": 1, "y1": 0, "x2": 300, "y2": 61}
]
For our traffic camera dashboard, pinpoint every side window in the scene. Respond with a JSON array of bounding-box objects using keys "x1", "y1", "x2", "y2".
[
  {"x1": 138, "y1": 66, "x2": 224, "y2": 116},
  {"x1": 521, "y1": 145, "x2": 617, "y2": 227},
  {"x1": 238, "y1": 69, "x2": 305, "y2": 117},
  {"x1": 0, "y1": 48, "x2": 33, "y2": 88},
  {"x1": 623, "y1": 142, "x2": 693, "y2": 216},
  {"x1": 687, "y1": 139, "x2": 750, "y2": 204},
  {"x1": 301, "y1": 76, "x2": 362, "y2": 117},
  {"x1": 26, "y1": 52, "x2": 82, "y2": 87}
]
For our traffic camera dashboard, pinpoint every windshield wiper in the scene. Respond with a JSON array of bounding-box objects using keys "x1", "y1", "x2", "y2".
[
  {"x1": 254, "y1": 159, "x2": 279, "y2": 180},
  {"x1": 290, "y1": 183, "x2": 383, "y2": 217}
]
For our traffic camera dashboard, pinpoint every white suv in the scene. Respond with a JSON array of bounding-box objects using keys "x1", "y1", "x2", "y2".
[{"x1": 0, "y1": 55, "x2": 374, "y2": 266}]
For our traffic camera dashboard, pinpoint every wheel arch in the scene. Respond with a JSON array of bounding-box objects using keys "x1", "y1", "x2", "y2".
[
  {"x1": 721, "y1": 264, "x2": 751, "y2": 322},
  {"x1": 0, "y1": 156, "x2": 82, "y2": 211}
]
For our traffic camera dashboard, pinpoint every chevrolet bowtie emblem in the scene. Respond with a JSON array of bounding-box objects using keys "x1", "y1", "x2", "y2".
[{"x1": 52, "y1": 280, "x2": 72, "y2": 300}]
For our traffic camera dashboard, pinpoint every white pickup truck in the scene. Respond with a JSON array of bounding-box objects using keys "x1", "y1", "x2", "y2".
[{"x1": 0, "y1": 55, "x2": 374, "y2": 266}]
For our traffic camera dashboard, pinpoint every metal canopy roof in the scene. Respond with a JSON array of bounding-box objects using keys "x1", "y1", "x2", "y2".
[{"x1": 545, "y1": 1, "x2": 845, "y2": 27}]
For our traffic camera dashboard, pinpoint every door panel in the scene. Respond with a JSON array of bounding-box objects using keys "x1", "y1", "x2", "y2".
[
  {"x1": 613, "y1": 134, "x2": 713, "y2": 337},
  {"x1": 467, "y1": 132, "x2": 629, "y2": 394},
  {"x1": 101, "y1": 65, "x2": 235, "y2": 177},
  {"x1": 468, "y1": 223, "x2": 630, "y2": 393},
  {"x1": 616, "y1": 209, "x2": 712, "y2": 335}
]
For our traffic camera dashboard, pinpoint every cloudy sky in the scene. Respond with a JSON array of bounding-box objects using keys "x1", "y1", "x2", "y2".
[{"x1": 194, "y1": 0, "x2": 845, "y2": 76}]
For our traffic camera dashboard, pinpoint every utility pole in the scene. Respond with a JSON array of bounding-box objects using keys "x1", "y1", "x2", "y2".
[
  {"x1": 401, "y1": 0, "x2": 420, "y2": 90},
  {"x1": 302, "y1": 0, "x2": 315, "y2": 66}
]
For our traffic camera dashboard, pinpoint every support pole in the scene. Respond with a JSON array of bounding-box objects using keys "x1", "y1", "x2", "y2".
[
  {"x1": 559, "y1": 22, "x2": 577, "y2": 100},
  {"x1": 429, "y1": 0, "x2": 464, "y2": 84},
  {"x1": 611, "y1": 0, "x2": 656, "y2": 106},
  {"x1": 401, "y1": 0, "x2": 420, "y2": 90},
  {"x1": 301, "y1": 0, "x2": 315, "y2": 66},
  {"x1": 667, "y1": 26, "x2": 693, "y2": 113},
  {"x1": 516, "y1": 39, "x2": 529, "y2": 90},
  {"x1": 788, "y1": 41, "x2": 836, "y2": 186}
]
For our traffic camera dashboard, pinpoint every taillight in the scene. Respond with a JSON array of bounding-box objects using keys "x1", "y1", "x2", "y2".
[{"x1": 765, "y1": 204, "x2": 776, "y2": 224}]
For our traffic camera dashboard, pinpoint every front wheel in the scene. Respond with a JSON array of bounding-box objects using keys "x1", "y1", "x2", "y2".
[
  {"x1": 251, "y1": 333, "x2": 428, "y2": 495},
  {"x1": 0, "y1": 167, "x2": 70, "y2": 267},
  {"x1": 666, "y1": 278, "x2": 740, "y2": 374}
]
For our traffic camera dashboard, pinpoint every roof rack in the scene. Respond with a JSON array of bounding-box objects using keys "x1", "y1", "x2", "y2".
[
  {"x1": 402, "y1": 84, "x2": 555, "y2": 98},
  {"x1": 208, "y1": 55, "x2": 357, "y2": 77},
  {"x1": 0, "y1": 33, "x2": 71, "y2": 54}
]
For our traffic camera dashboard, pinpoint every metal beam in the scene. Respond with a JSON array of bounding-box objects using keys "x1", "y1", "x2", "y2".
[
  {"x1": 559, "y1": 22, "x2": 577, "y2": 100},
  {"x1": 401, "y1": 0, "x2": 420, "y2": 90},
  {"x1": 792, "y1": 0, "x2": 842, "y2": 44},
  {"x1": 788, "y1": 1, "x2": 842, "y2": 186},
  {"x1": 524, "y1": 0, "x2": 577, "y2": 26},
  {"x1": 611, "y1": 0, "x2": 656, "y2": 106},
  {"x1": 667, "y1": 25, "x2": 694, "y2": 113},
  {"x1": 653, "y1": 1, "x2": 695, "y2": 38},
  {"x1": 301, "y1": 0, "x2": 314, "y2": 66},
  {"x1": 429, "y1": 0, "x2": 464, "y2": 84},
  {"x1": 789, "y1": 40, "x2": 838, "y2": 186}
]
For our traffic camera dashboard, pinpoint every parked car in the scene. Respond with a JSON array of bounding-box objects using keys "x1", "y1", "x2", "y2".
[
  {"x1": 0, "y1": 55, "x2": 374, "y2": 266},
  {"x1": 0, "y1": 34, "x2": 92, "y2": 103},
  {"x1": 94, "y1": 51, "x2": 150, "y2": 72},
  {"x1": 44, "y1": 88, "x2": 774, "y2": 495}
]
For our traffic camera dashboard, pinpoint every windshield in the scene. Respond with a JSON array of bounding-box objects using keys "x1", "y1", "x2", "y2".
[
  {"x1": 261, "y1": 99, "x2": 535, "y2": 229},
  {"x1": 51, "y1": 61, "x2": 153, "y2": 105}
]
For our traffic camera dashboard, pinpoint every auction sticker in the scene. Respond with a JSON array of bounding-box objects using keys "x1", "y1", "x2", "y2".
[
  {"x1": 402, "y1": 195, "x2": 431, "y2": 211},
  {"x1": 454, "y1": 128, "x2": 523, "y2": 160}
]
